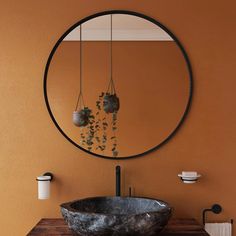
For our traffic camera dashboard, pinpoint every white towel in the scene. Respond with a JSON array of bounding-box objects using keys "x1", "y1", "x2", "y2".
[{"x1": 205, "y1": 223, "x2": 232, "y2": 236}]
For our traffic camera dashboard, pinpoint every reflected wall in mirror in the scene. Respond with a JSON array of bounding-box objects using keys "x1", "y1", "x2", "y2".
[{"x1": 45, "y1": 11, "x2": 192, "y2": 159}]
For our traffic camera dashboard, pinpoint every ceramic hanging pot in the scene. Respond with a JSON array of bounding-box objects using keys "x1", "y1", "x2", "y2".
[
  {"x1": 73, "y1": 107, "x2": 91, "y2": 127},
  {"x1": 103, "y1": 93, "x2": 120, "y2": 113}
]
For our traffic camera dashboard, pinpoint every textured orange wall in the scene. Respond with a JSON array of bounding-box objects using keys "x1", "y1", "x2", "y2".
[{"x1": 1, "y1": 1, "x2": 236, "y2": 235}]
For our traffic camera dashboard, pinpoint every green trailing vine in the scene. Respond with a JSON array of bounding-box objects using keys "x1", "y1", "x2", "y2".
[
  {"x1": 111, "y1": 111, "x2": 118, "y2": 157},
  {"x1": 79, "y1": 92, "x2": 118, "y2": 157},
  {"x1": 95, "y1": 92, "x2": 118, "y2": 157},
  {"x1": 79, "y1": 109, "x2": 95, "y2": 151},
  {"x1": 95, "y1": 92, "x2": 108, "y2": 152}
]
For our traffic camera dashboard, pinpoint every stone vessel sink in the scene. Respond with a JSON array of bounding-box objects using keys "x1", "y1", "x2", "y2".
[{"x1": 61, "y1": 196, "x2": 172, "y2": 236}]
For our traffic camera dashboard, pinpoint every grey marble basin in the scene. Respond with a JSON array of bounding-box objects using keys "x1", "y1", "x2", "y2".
[{"x1": 61, "y1": 196, "x2": 172, "y2": 236}]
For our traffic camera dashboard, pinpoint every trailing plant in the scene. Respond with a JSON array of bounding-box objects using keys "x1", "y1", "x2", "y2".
[
  {"x1": 79, "y1": 110, "x2": 95, "y2": 151},
  {"x1": 94, "y1": 92, "x2": 119, "y2": 157},
  {"x1": 95, "y1": 92, "x2": 108, "y2": 152},
  {"x1": 111, "y1": 111, "x2": 118, "y2": 157}
]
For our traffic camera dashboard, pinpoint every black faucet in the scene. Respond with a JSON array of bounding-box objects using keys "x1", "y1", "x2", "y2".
[{"x1": 116, "y1": 165, "x2": 121, "y2": 196}]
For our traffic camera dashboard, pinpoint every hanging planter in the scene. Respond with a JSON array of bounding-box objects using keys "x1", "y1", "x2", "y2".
[
  {"x1": 103, "y1": 14, "x2": 120, "y2": 114},
  {"x1": 103, "y1": 93, "x2": 119, "y2": 113},
  {"x1": 93, "y1": 14, "x2": 119, "y2": 157},
  {"x1": 103, "y1": 82, "x2": 120, "y2": 113},
  {"x1": 73, "y1": 107, "x2": 92, "y2": 127},
  {"x1": 72, "y1": 24, "x2": 92, "y2": 127}
]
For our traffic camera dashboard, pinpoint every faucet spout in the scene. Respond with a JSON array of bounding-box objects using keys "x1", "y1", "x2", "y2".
[{"x1": 116, "y1": 165, "x2": 121, "y2": 196}]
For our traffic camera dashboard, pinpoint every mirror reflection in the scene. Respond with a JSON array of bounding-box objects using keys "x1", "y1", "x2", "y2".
[{"x1": 46, "y1": 13, "x2": 191, "y2": 158}]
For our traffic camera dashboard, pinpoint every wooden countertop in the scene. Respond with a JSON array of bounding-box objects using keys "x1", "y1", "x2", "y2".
[{"x1": 27, "y1": 218, "x2": 209, "y2": 236}]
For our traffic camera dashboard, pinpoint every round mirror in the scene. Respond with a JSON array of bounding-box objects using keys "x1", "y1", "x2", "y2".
[{"x1": 44, "y1": 11, "x2": 192, "y2": 159}]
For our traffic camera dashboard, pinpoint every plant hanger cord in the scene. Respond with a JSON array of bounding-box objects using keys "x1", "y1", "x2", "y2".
[
  {"x1": 107, "y1": 14, "x2": 116, "y2": 95},
  {"x1": 75, "y1": 24, "x2": 85, "y2": 110}
]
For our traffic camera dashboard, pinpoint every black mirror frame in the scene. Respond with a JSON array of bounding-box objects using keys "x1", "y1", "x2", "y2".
[{"x1": 43, "y1": 10, "x2": 193, "y2": 160}]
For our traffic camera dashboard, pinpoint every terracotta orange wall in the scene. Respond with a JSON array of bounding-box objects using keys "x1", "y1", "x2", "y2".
[{"x1": 1, "y1": 1, "x2": 236, "y2": 235}]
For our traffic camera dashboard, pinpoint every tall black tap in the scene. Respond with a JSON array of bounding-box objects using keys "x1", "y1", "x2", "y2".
[{"x1": 116, "y1": 165, "x2": 121, "y2": 196}]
